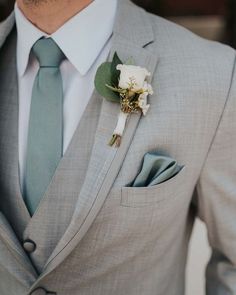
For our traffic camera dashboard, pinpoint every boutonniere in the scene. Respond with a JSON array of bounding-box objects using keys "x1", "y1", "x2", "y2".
[{"x1": 95, "y1": 52, "x2": 153, "y2": 147}]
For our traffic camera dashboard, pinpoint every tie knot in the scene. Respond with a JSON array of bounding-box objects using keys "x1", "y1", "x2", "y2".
[{"x1": 32, "y1": 38, "x2": 65, "y2": 67}]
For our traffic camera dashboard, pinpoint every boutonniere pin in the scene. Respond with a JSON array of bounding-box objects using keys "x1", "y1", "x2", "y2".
[{"x1": 95, "y1": 52, "x2": 153, "y2": 147}]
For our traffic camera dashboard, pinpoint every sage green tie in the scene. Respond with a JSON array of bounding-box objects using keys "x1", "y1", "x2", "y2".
[{"x1": 24, "y1": 38, "x2": 65, "y2": 215}]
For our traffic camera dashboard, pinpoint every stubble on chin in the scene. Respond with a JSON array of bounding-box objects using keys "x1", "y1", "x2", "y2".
[{"x1": 22, "y1": 0, "x2": 52, "y2": 6}]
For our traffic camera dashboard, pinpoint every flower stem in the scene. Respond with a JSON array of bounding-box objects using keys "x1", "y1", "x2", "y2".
[
  {"x1": 108, "y1": 134, "x2": 121, "y2": 147},
  {"x1": 108, "y1": 111, "x2": 129, "y2": 147}
]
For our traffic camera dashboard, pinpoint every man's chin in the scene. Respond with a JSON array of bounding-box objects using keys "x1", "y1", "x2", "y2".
[{"x1": 18, "y1": 0, "x2": 50, "y2": 7}]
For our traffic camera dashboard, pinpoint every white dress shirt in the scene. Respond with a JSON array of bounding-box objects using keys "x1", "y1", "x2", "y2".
[{"x1": 15, "y1": 0, "x2": 117, "y2": 190}]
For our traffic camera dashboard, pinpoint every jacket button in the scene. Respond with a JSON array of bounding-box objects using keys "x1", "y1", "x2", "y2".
[
  {"x1": 23, "y1": 239, "x2": 36, "y2": 253},
  {"x1": 30, "y1": 287, "x2": 47, "y2": 295},
  {"x1": 30, "y1": 288, "x2": 56, "y2": 295}
]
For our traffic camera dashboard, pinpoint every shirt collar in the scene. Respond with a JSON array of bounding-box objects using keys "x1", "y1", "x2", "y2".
[{"x1": 15, "y1": 0, "x2": 117, "y2": 77}]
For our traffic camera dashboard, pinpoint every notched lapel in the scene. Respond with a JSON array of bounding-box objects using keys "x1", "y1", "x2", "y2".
[{"x1": 32, "y1": 0, "x2": 159, "y2": 287}]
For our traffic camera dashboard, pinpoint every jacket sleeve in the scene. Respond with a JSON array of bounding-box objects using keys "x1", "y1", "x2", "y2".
[{"x1": 196, "y1": 51, "x2": 236, "y2": 295}]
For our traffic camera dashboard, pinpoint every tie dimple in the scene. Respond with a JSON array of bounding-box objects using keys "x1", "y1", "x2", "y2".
[{"x1": 32, "y1": 38, "x2": 65, "y2": 67}]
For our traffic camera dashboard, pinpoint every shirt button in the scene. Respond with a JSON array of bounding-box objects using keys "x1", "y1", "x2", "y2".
[
  {"x1": 30, "y1": 287, "x2": 47, "y2": 295},
  {"x1": 23, "y1": 239, "x2": 36, "y2": 253}
]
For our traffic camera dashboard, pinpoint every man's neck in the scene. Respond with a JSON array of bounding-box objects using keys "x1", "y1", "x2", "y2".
[{"x1": 16, "y1": 0, "x2": 93, "y2": 34}]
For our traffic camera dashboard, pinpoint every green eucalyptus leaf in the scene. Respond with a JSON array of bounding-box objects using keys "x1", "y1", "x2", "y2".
[
  {"x1": 94, "y1": 62, "x2": 120, "y2": 103},
  {"x1": 111, "y1": 52, "x2": 123, "y2": 86}
]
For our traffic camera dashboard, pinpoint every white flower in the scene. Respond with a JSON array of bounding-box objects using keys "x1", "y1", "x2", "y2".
[
  {"x1": 143, "y1": 81, "x2": 154, "y2": 95},
  {"x1": 116, "y1": 64, "x2": 151, "y2": 91},
  {"x1": 138, "y1": 92, "x2": 150, "y2": 116}
]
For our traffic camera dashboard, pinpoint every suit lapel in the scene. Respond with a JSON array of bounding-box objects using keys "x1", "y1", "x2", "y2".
[
  {"x1": 0, "y1": 26, "x2": 37, "y2": 287},
  {"x1": 0, "y1": 12, "x2": 15, "y2": 49},
  {"x1": 31, "y1": 0, "x2": 158, "y2": 287}
]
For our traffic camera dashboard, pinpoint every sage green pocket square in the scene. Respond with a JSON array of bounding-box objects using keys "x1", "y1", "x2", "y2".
[{"x1": 129, "y1": 152, "x2": 184, "y2": 187}]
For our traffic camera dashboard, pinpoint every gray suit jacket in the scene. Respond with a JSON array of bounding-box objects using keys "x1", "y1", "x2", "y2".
[{"x1": 0, "y1": 1, "x2": 236, "y2": 294}]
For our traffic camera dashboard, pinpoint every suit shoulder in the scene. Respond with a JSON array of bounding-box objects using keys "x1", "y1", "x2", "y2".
[
  {"x1": 138, "y1": 9, "x2": 236, "y2": 102},
  {"x1": 146, "y1": 11, "x2": 235, "y2": 66},
  {"x1": 127, "y1": 2, "x2": 235, "y2": 68}
]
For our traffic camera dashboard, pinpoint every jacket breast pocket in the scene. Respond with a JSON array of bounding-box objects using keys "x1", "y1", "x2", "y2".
[{"x1": 120, "y1": 166, "x2": 187, "y2": 207}]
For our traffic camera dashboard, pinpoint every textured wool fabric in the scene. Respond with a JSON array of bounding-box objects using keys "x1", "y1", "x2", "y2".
[
  {"x1": 0, "y1": 1, "x2": 236, "y2": 294},
  {"x1": 0, "y1": 12, "x2": 14, "y2": 48},
  {"x1": 0, "y1": 29, "x2": 102, "y2": 275}
]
